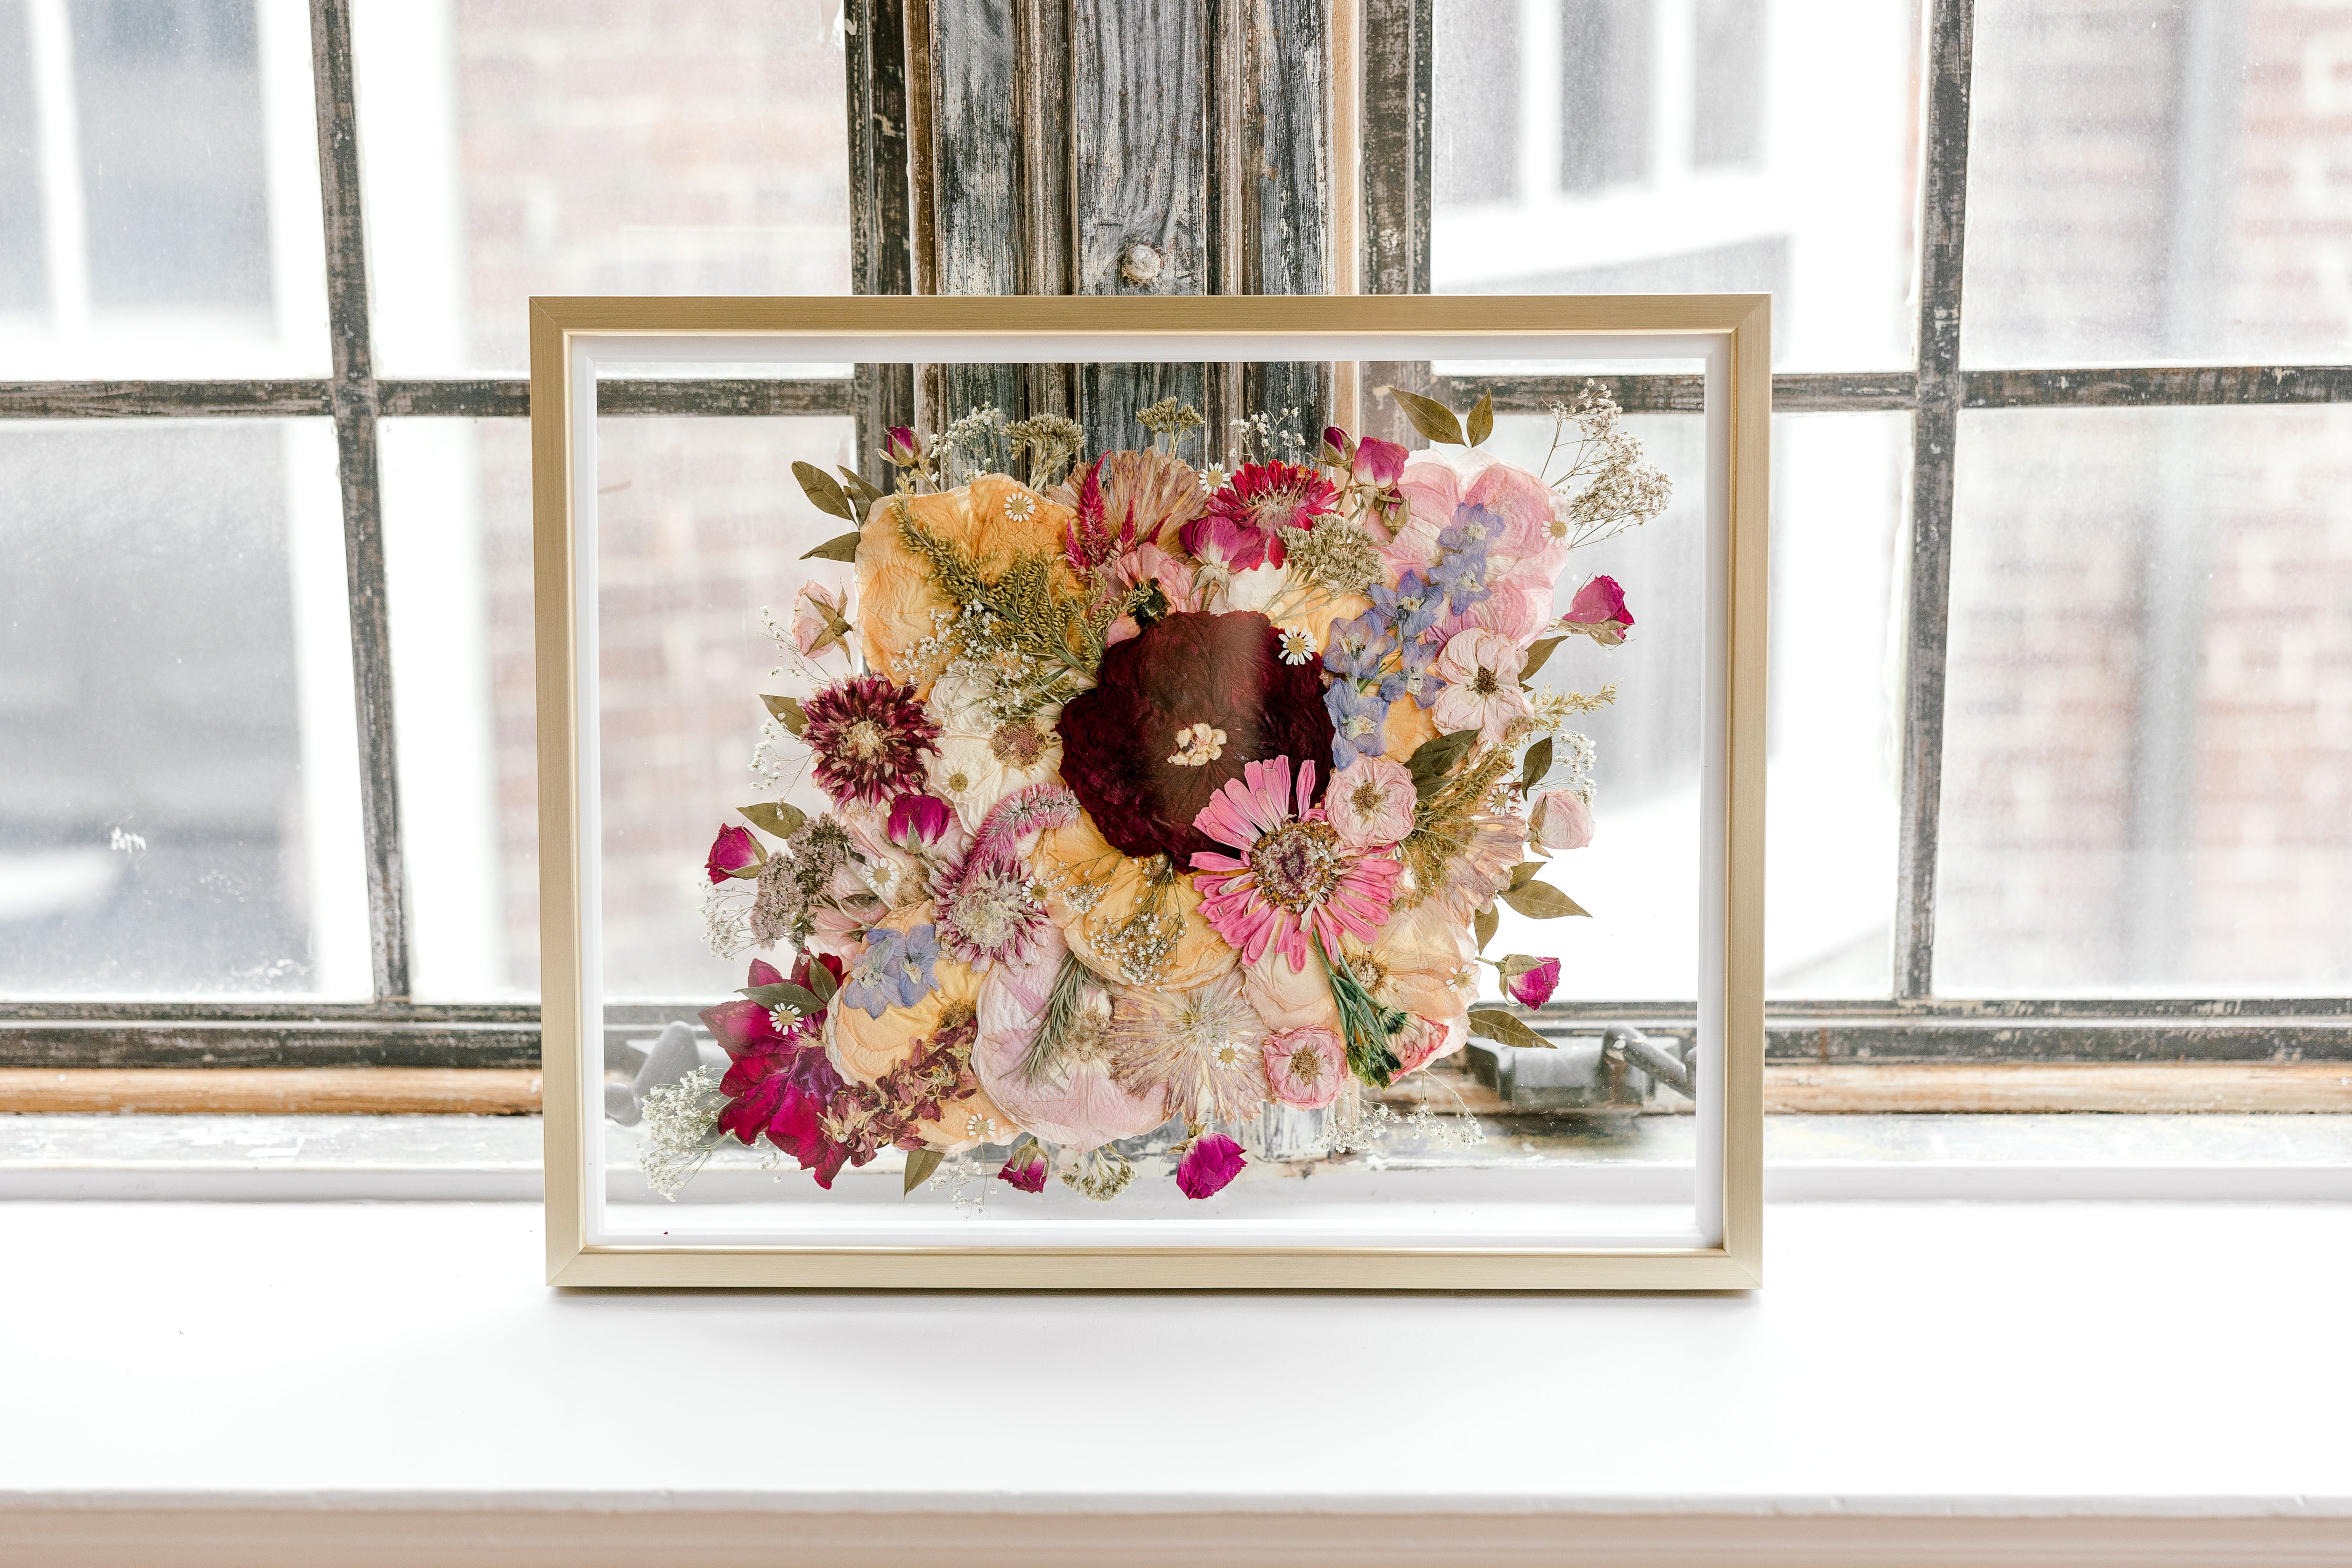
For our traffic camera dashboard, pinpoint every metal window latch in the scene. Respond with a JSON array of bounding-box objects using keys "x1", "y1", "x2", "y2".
[{"x1": 1464, "y1": 1023, "x2": 1698, "y2": 1110}]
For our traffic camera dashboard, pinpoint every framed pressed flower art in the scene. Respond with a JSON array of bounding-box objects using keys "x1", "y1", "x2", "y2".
[{"x1": 531, "y1": 295, "x2": 1767, "y2": 1290}]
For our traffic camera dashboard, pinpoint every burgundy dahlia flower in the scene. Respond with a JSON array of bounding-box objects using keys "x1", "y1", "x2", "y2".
[
  {"x1": 1054, "y1": 611, "x2": 1335, "y2": 865},
  {"x1": 801, "y1": 674, "x2": 940, "y2": 805}
]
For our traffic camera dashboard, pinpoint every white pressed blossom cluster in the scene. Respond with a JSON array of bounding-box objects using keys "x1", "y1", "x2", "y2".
[{"x1": 640, "y1": 1066, "x2": 726, "y2": 1200}]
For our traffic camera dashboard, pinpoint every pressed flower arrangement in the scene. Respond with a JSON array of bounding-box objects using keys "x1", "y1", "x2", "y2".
[{"x1": 672, "y1": 384, "x2": 1669, "y2": 1205}]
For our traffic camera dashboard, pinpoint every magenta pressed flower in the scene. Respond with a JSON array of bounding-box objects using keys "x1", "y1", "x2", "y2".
[
  {"x1": 887, "y1": 790, "x2": 954, "y2": 848},
  {"x1": 1508, "y1": 956, "x2": 1562, "y2": 1008},
  {"x1": 1175, "y1": 1133, "x2": 1247, "y2": 1199},
  {"x1": 1056, "y1": 610, "x2": 1334, "y2": 865},
  {"x1": 1180, "y1": 460, "x2": 1336, "y2": 570},
  {"x1": 1189, "y1": 755, "x2": 1402, "y2": 972},
  {"x1": 1563, "y1": 574, "x2": 1634, "y2": 645},
  {"x1": 702, "y1": 952, "x2": 848, "y2": 1176},
  {"x1": 802, "y1": 674, "x2": 940, "y2": 806},
  {"x1": 996, "y1": 1143, "x2": 1049, "y2": 1193},
  {"x1": 1353, "y1": 436, "x2": 1408, "y2": 487},
  {"x1": 704, "y1": 823, "x2": 761, "y2": 883}
]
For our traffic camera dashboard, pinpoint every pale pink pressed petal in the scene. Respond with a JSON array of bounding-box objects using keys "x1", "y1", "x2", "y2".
[
  {"x1": 1294, "y1": 757, "x2": 1317, "y2": 818},
  {"x1": 1469, "y1": 460, "x2": 1557, "y2": 558},
  {"x1": 1189, "y1": 850, "x2": 1250, "y2": 874},
  {"x1": 1432, "y1": 685, "x2": 1486, "y2": 736}
]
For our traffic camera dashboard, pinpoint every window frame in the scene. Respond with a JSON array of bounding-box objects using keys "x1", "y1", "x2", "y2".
[{"x1": 0, "y1": 0, "x2": 2345, "y2": 1078}]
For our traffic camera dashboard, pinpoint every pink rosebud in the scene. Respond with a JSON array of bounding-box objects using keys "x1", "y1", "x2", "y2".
[
  {"x1": 884, "y1": 426, "x2": 922, "y2": 466},
  {"x1": 1353, "y1": 436, "x2": 1408, "y2": 487},
  {"x1": 996, "y1": 1144, "x2": 1049, "y2": 1194},
  {"x1": 704, "y1": 823, "x2": 762, "y2": 882},
  {"x1": 1562, "y1": 574, "x2": 1634, "y2": 646},
  {"x1": 1263, "y1": 1026, "x2": 1348, "y2": 1110},
  {"x1": 1321, "y1": 425, "x2": 1355, "y2": 468},
  {"x1": 1508, "y1": 957, "x2": 1562, "y2": 1009},
  {"x1": 790, "y1": 580, "x2": 853, "y2": 663},
  {"x1": 1175, "y1": 1133, "x2": 1247, "y2": 1199},
  {"x1": 1528, "y1": 788, "x2": 1594, "y2": 851},
  {"x1": 887, "y1": 791, "x2": 953, "y2": 848}
]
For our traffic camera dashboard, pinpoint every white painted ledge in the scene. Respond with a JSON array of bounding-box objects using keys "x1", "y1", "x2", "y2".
[{"x1": 2, "y1": 1196, "x2": 2349, "y2": 1564}]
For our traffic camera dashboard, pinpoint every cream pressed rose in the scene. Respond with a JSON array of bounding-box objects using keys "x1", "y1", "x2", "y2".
[{"x1": 1324, "y1": 755, "x2": 1415, "y2": 851}]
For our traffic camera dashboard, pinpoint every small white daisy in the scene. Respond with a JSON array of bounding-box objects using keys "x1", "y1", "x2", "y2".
[{"x1": 1277, "y1": 624, "x2": 1316, "y2": 665}]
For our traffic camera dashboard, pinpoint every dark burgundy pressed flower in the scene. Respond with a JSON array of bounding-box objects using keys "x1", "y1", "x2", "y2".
[
  {"x1": 1055, "y1": 610, "x2": 1335, "y2": 866},
  {"x1": 801, "y1": 674, "x2": 940, "y2": 805},
  {"x1": 1175, "y1": 1133, "x2": 1247, "y2": 1199},
  {"x1": 996, "y1": 1144, "x2": 1049, "y2": 1193},
  {"x1": 704, "y1": 824, "x2": 761, "y2": 883}
]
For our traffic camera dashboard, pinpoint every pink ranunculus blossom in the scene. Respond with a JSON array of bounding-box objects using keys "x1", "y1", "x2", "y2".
[
  {"x1": 1324, "y1": 755, "x2": 1415, "y2": 851},
  {"x1": 1508, "y1": 956, "x2": 1563, "y2": 1009},
  {"x1": 996, "y1": 1143, "x2": 1049, "y2": 1193},
  {"x1": 790, "y1": 578, "x2": 855, "y2": 669},
  {"x1": 1175, "y1": 1133, "x2": 1248, "y2": 1199},
  {"x1": 704, "y1": 824, "x2": 762, "y2": 882},
  {"x1": 1529, "y1": 788, "x2": 1594, "y2": 851},
  {"x1": 1432, "y1": 628, "x2": 1533, "y2": 743},
  {"x1": 1562, "y1": 574, "x2": 1634, "y2": 646},
  {"x1": 1189, "y1": 755, "x2": 1403, "y2": 973},
  {"x1": 887, "y1": 791, "x2": 955, "y2": 849},
  {"x1": 1262, "y1": 1026, "x2": 1348, "y2": 1110}
]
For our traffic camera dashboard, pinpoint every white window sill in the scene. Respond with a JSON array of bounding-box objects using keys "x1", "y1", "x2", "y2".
[
  {"x1": 0, "y1": 1188, "x2": 2347, "y2": 1564},
  {"x1": 3, "y1": 1111, "x2": 2348, "y2": 1201}
]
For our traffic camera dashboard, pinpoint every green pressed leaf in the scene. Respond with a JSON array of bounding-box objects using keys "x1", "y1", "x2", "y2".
[
  {"x1": 739, "y1": 980, "x2": 825, "y2": 1017},
  {"x1": 1518, "y1": 635, "x2": 1567, "y2": 684},
  {"x1": 1474, "y1": 903, "x2": 1499, "y2": 954},
  {"x1": 1508, "y1": 860, "x2": 1542, "y2": 890},
  {"x1": 1377, "y1": 385, "x2": 1466, "y2": 446},
  {"x1": 836, "y1": 465, "x2": 883, "y2": 522},
  {"x1": 1466, "y1": 391, "x2": 1494, "y2": 448},
  {"x1": 903, "y1": 1147, "x2": 944, "y2": 1194},
  {"x1": 803, "y1": 959, "x2": 837, "y2": 1004},
  {"x1": 1498, "y1": 952, "x2": 1545, "y2": 980},
  {"x1": 760, "y1": 694, "x2": 808, "y2": 737},
  {"x1": 1469, "y1": 1007, "x2": 1550, "y2": 1050},
  {"x1": 1406, "y1": 727, "x2": 1481, "y2": 798},
  {"x1": 800, "y1": 530, "x2": 863, "y2": 563},
  {"x1": 792, "y1": 460, "x2": 856, "y2": 521},
  {"x1": 738, "y1": 801, "x2": 808, "y2": 840},
  {"x1": 1520, "y1": 737, "x2": 1553, "y2": 792},
  {"x1": 1499, "y1": 880, "x2": 1589, "y2": 919}
]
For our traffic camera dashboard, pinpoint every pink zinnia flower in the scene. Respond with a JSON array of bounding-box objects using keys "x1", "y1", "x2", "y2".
[
  {"x1": 1432, "y1": 628, "x2": 1532, "y2": 742},
  {"x1": 1529, "y1": 789, "x2": 1594, "y2": 851},
  {"x1": 1263, "y1": 1026, "x2": 1348, "y2": 1110},
  {"x1": 1175, "y1": 1133, "x2": 1247, "y2": 1199},
  {"x1": 1508, "y1": 957, "x2": 1562, "y2": 1008},
  {"x1": 705, "y1": 824, "x2": 761, "y2": 882},
  {"x1": 1189, "y1": 756, "x2": 1402, "y2": 973},
  {"x1": 1562, "y1": 575, "x2": 1634, "y2": 646},
  {"x1": 996, "y1": 1144, "x2": 1049, "y2": 1193},
  {"x1": 1324, "y1": 755, "x2": 1415, "y2": 851}
]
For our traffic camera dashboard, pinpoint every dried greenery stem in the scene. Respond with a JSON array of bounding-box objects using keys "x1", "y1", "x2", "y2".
[
  {"x1": 892, "y1": 497, "x2": 1147, "y2": 693},
  {"x1": 1401, "y1": 743, "x2": 1520, "y2": 901},
  {"x1": 1016, "y1": 948, "x2": 1099, "y2": 1090}
]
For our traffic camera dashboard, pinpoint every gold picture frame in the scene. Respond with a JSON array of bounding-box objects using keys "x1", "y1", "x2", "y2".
[{"x1": 531, "y1": 294, "x2": 1768, "y2": 1290}]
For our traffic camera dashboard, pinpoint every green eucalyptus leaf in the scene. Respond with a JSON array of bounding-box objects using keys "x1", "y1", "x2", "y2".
[
  {"x1": 739, "y1": 981, "x2": 824, "y2": 1017},
  {"x1": 1406, "y1": 727, "x2": 1481, "y2": 798},
  {"x1": 1520, "y1": 737, "x2": 1553, "y2": 792},
  {"x1": 1377, "y1": 385, "x2": 1466, "y2": 446},
  {"x1": 760, "y1": 694, "x2": 808, "y2": 737},
  {"x1": 903, "y1": 1147, "x2": 944, "y2": 1194},
  {"x1": 803, "y1": 959, "x2": 837, "y2": 1004},
  {"x1": 1466, "y1": 391, "x2": 1494, "y2": 448},
  {"x1": 800, "y1": 530, "x2": 863, "y2": 563},
  {"x1": 1518, "y1": 635, "x2": 1567, "y2": 684},
  {"x1": 1498, "y1": 952, "x2": 1545, "y2": 980},
  {"x1": 738, "y1": 801, "x2": 807, "y2": 839},
  {"x1": 1499, "y1": 880, "x2": 1589, "y2": 919},
  {"x1": 792, "y1": 460, "x2": 856, "y2": 521},
  {"x1": 1469, "y1": 1007, "x2": 1550, "y2": 1050}
]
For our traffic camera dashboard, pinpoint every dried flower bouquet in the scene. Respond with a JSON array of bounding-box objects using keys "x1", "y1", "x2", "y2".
[{"x1": 668, "y1": 385, "x2": 1669, "y2": 1203}]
